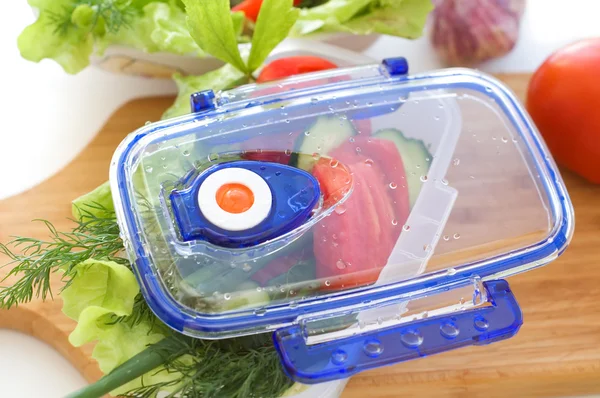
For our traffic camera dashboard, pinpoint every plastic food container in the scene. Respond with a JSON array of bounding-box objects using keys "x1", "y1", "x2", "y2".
[{"x1": 110, "y1": 58, "x2": 574, "y2": 394}]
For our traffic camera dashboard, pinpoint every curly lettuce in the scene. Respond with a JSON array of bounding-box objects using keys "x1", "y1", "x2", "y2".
[{"x1": 62, "y1": 259, "x2": 182, "y2": 396}]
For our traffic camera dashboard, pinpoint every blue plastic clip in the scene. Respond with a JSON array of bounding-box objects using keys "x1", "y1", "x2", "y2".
[
  {"x1": 190, "y1": 90, "x2": 216, "y2": 113},
  {"x1": 382, "y1": 57, "x2": 409, "y2": 76},
  {"x1": 273, "y1": 280, "x2": 522, "y2": 384}
]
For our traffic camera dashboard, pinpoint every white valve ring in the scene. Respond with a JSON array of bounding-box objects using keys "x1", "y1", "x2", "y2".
[{"x1": 197, "y1": 167, "x2": 273, "y2": 232}]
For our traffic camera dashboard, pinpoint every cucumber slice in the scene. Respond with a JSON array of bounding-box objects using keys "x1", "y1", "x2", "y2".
[
  {"x1": 292, "y1": 116, "x2": 357, "y2": 171},
  {"x1": 374, "y1": 129, "x2": 432, "y2": 207}
]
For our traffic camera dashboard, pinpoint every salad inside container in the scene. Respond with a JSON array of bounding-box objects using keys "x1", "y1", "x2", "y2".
[{"x1": 110, "y1": 56, "x2": 574, "y2": 385}]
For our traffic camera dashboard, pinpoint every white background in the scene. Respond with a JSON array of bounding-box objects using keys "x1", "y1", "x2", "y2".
[{"x1": 0, "y1": 1, "x2": 599, "y2": 397}]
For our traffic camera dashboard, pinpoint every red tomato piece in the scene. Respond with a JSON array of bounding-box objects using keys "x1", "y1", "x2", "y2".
[
  {"x1": 311, "y1": 158, "x2": 353, "y2": 207},
  {"x1": 526, "y1": 38, "x2": 600, "y2": 184},
  {"x1": 257, "y1": 56, "x2": 338, "y2": 83},
  {"x1": 233, "y1": 0, "x2": 302, "y2": 23},
  {"x1": 312, "y1": 137, "x2": 411, "y2": 290}
]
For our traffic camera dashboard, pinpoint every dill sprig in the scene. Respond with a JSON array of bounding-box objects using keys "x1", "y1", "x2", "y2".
[
  {"x1": 68, "y1": 333, "x2": 294, "y2": 398},
  {"x1": 45, "y1": 0, "x2": 137, "y2": 37},
  {"x1": 0, "y1": 202, "x2": 127, "y2": 309}
]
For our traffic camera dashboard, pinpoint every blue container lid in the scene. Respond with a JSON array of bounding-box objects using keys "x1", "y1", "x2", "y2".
[{"x1": 110, "y1": 58, "x2": 574, "y2": 383}]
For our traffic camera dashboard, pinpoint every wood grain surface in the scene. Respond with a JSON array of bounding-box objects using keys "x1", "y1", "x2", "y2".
[{"x1": 1, "y1": 74, "x2": 599, "y2": 397}]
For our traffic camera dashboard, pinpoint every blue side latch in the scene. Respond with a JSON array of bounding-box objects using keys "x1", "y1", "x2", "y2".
[{"x1": 273, "y1": 279, "x2": 522, "y2": 384}]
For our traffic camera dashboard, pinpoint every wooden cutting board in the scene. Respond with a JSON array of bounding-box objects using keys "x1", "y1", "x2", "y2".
[{"x1": 1, "y1": 74, "x2": 599, "y2": 398}]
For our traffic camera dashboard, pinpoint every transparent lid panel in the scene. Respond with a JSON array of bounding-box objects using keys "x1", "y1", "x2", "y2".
[{"x1": 111, "y1": 67, "x2": 569, "y2": 337}]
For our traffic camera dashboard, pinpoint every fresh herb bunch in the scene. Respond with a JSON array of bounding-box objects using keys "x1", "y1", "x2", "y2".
[
  {"x1": 1, "y1": 195, "x2": 294, "y2": 398},
  {"x1": 0, "y1": 201, "x2": 125, "y2": 308},
  {"x1": 47, "y1": 0, "x2": 137, "y2": 36}
]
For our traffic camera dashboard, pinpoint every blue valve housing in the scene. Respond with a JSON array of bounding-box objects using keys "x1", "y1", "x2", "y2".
[{"x1": 169, "y1": 160, "x2": 320, "y2": 248}]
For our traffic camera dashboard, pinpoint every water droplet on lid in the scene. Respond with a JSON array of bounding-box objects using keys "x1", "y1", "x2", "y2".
[
  {"x1": 336, "y1": 259, "x2": 348, "y2": 270},
  {"x1": 334, "y1": 205, "x2": 347, "y2": 215},
  {"x1": 275, "y1": 171, "x2": 281, "y2": 176},
  {"x1": 260, "y1": 165, "x2": 266, "y2": 171},
  {"x1": 420, "y1": 175, "x2": 428, "y2": 182},
  {"x1": 389, "y1": 182, "x2": 398, "y2": 190},
  {"x1": 311, "y1": 98, "x2": 318, "y2": 104},
  {"x1": 145, "y1": 166, "x2": 153, "y2": 173},
  {"x1": 329, "y1": 159, "x2": 339, "y2": 168},
  {"x1": 363, "y1": 339, "x2": 383, "y2": 357},
  {"x1": 242, "y1": 263, "x2": 252, "y2": 272},
  {"x1": 434, "y1": 116, "x2": 440, "y2": 121},
  {"x1": 208, "y1": 153, "x2": 220, "y2": 162},
  {"x1": 312, "y1": 152, "x2": 320, "y2": 160},
  {"x1": 254, "y1": 308, "x2": 267, "y2": 316},
  {"x1": 367, "y1": 102, "x2": 373, "y2": 107},
  {"x1": 443, "y1": 235, "x2": 450, "y2": 241},
  {"x1": 438, "y1": 103, "x2": 444, "y2": 108},
  {"x1": 304, "y1": 131, "x2": 311, "y2": 136},
  {"x1": 182, "y1": 150, "x2": 190, "y2": 157},
  {"x1": 423, "y1": 244, "x2": 430, "y2": 252},
  {"x1": 485, "y1": 86, "x2": 492, "y2": 92},
  {"x1": 162, "y1": 164, "x2": 168, "y2": 169},
  {"x1": 453, "y1": 158, "x2": 460, "y2": 166},
  {"x1": 492, "y1": 136, "x2": 497, "y2": 141},
  {"x1": 453, "y1": 233, "x2": 461, "y2": 239},
  {"x1": 284, "y1": 149, "x2": 292, "y2": 156},
  {"x1": 512, "y1": 137, "x2": 518, "y2": 143},
  {"x1": 392, "y1": 219, "x2": 398, "y2": 226},
  {"x1": 441, "y1": 178, "x2": 449, "y2": 186},
  {"x1": 403, "y1": 224, "x2": 411, "y2": 232},
  {"x1": 358, "y1": 320, "x2": 366, "y2": 329},
  {"x1": 145, "y1": 121, "x2": 152, "y2": 126},
  {"x1": 331, "y1": 349, "x2": 348, "y2": 365},
  {"x1": 364, "y1": 158, "x2": 374, "y2": 166},
  {"x1": 416, "y1": 164, "x2": 421, "y2": 169},
  {"x1": 339, "y1": 114, "x2": 348, "y2": 120},
  {"x1": 447, "y1": 267, "x2": 456, "y2": 275},
  {"x1": 160, "y1": 155, "x2": 167, "y2": 161},
  {"x1": 474, "y1": 316, "x2": 489, "y2": 331},
  {"x1": 401, "y1": 330, "x2": 423, "y2": 348},
  {"x1": 256, "y1": 287, "x2": 262, "y2": 292},
  {"x1": 355, "y1": 147, "x2": 361, "y2": 153},
  {"x1": 285, "y1": 119, "x2": 290, "y2": 124},
  {"x1": 325, "y1": 280, "x2": 331, "y2": 287},
  {"x1": 349, "y1": 137, "x2": 355, "y2": 143},
  {"x1": 501, "y1": 136, "x2": 508, "y2": 143},
  {"x1": 224, "y1": 293, "x2": 231, "y2": 300},
  {"x1": 440, "y1": 322, "x2": 459, "y2": 339}
]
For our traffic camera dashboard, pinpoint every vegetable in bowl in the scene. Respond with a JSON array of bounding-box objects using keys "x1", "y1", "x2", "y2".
[{"x1": 19, "y1": 0, "x2": 434, "y2": 75}]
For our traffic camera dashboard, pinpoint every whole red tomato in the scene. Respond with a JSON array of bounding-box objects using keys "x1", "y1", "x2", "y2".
[{"x1": 526, "y1": 38, "x2": 600, "y2": 184}]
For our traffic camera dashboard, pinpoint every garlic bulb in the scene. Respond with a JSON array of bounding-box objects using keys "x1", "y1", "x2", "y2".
[{"x1": 431, "y1": 0, "x2": 526, "y2": 66}]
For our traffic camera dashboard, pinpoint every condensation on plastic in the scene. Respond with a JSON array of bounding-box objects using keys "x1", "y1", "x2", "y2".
[{"x1": 110, "y1": 63, "x2": 573, "y2": 343}]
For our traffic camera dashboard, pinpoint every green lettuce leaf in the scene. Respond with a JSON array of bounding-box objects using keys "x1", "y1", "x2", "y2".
[
  {"x1": 71, "y1": 181, "x2": 115, "y2": 221},
  {"x1": 62, "y1": 259, "x2": 183, "y2": 396},
  {"x1": 247, "y1": 0, "x2": 300, "y2": 72},
  {"x1": 101, "y1": 1, "x2": 204, "y2": 56},
  {"x1": 342, "y1": 0, "x2": 434, "y2": 38},
  {"x1": 61, "y1": 259, "x2": 139, "y2": 321},
  {"x1": 18, "y1": 0, "x2": 94, "y2": 74},
  {"x1": 162, "y1": 63, "x2": 248, "y2": 119},
  {"x1": 182, "y1": 0, "x2": 247, "y2": 73},
  {"x1": 291, "y1": 0, "x2": 433, "y2": 38}
]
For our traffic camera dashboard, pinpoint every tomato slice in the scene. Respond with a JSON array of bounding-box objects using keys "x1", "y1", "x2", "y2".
[
  {"x1": 257, "y1": 56, "x2": 338, "y2": 83},
  {"x1": 312, "y1": 137, "x2": 410, "y2": 290},
  {"x1": 233, "y1": 0, "x2": 302, "y2": 22},
  {"x1": 314, "y1": 159, "x2": 393, "y2": 290},
  {"x1": 311, "y1": 157, "x2": 353, "y2": 207}
]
